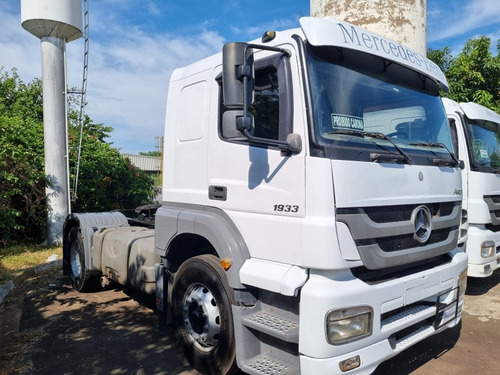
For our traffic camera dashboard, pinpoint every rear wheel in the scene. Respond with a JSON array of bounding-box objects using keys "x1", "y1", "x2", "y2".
[
  {"x1": 67, "y1": 227, "x2": 98, "y2": 292},
  {"x1": 172, "y1": 255, "x2": 236, "y2": 375}
]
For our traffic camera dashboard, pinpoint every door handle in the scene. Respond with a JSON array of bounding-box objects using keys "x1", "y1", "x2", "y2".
[{"x1": 209, "y1": 186, "x2": 227, "y2": 201}]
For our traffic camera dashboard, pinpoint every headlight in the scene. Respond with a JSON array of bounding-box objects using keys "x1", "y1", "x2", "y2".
[
  {"x1": 481, "y1": 241, "x2": 495, "y2": 258},
  {"x1": 326, "y1": 306, "x2": 373, "y2": 345},
  {"x1": 458, "y1": 268, "x2": 468, "y2": 299}
]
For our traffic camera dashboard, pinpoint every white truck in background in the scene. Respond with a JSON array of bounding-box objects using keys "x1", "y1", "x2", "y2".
[
  {"x1": 444, "y1": 98, "x2": 500, "y2": 277},
  {"x1": 63, "y1": 17, "x2": 468, "y2": 375}
]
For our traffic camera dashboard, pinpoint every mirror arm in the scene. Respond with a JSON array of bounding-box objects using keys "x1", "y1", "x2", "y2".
[
  {"x1": 246, "y1": 44, "x2": 291, "y2": 57},
  {"x1": 241, "y1": 128, "x2": 300, "y2": 155},
  {"x1": 240, "y1": 44, "x2": 290, "y2": 122}
]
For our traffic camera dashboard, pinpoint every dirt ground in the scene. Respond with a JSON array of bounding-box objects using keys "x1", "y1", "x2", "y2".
[{"x1": 0, "y1": 267, "x2": 499, "y2": 375}]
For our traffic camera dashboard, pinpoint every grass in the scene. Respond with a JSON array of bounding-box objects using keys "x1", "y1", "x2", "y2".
[{"x1": 0, "y1": 244, "x2": 62, "y2": 284}]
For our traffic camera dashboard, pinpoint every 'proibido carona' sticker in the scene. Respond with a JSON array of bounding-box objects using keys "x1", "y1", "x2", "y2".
[{"x1": 331, "y1": 114, "x2": 364, "y2": 130}]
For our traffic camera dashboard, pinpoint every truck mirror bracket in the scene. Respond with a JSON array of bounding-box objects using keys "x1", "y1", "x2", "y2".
[
  {"x1": 236, "y1": 116, "x2": 253, "y2": 132},
  {"x1": 237, "y1": 65, "x2": 252, "y2": 80}
]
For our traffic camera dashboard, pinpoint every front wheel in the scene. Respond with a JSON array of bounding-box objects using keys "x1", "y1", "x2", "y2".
[{"x1": 172, "y1": 255, "x2": 236, "y2": 375}]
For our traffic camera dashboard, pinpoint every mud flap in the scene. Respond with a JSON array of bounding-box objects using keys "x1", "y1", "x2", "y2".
[{"x1": 156, "y1": 262, "x2": 169, "y2": 330}]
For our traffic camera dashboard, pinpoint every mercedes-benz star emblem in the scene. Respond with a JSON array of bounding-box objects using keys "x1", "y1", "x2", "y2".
[{"x1": 412, "y1": 205, "x2": 432, "y2": 243}]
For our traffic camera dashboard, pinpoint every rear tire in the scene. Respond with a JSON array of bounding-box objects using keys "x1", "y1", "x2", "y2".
[
  {"x1": 172, "y1": 254, "x2": 237, "y2": 375},
  {"x1": 67, "y1": 227, "x2": 98, "y2": 292}
]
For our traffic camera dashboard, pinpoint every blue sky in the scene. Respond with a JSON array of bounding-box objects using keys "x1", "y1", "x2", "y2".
[{"x1": 1, "y1": 0, "x2": 499, "y2": 154}]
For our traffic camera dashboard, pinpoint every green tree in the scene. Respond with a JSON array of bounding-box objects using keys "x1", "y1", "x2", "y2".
[
  {"x1": 427, "y1": 46, "x2": 453, "y2": 73},
  {"x1": 428, "y1": 36, "x2": 500, "y2": 113},
  {"x1": 0, "y1": 69, "x2": 46, "y2": 245},
  {"x1": 68, "y1": 115, "x2": 158, "y2": 212},
  {"x1": 0, "y1": 68, "x2": 157, "y2": 245}
]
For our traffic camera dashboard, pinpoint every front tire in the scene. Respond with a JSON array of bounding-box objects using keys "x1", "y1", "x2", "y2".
[
  {"x1": 172, "y1": 255, "x2": 236, "y2": 375},
  {"x1": 67, "y1": 227, "x2": 98, "y2": 292}
]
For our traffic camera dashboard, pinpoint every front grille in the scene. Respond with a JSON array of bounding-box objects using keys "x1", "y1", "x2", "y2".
[
  {"x1": 485, "y1": 224, "x2": 500, "y2": 232},
  {"x1": 337, "y1": 201, "x2": 461, "y2": 270},
  {"x1": 489, "y1": 195, "x2": 500, "y2": 203},
  {"x1": 352, "y1": 254, "x2": 451, "y2": 284},
  {"x1": 375, "y1": 228, "x2": 450, "y2": 252},
  {"x1": 483, "y1": 195, "x2": 500, "y2": 226},
  {"x1": 364, "y1": 202, "x2": 455, "y2": 223}
]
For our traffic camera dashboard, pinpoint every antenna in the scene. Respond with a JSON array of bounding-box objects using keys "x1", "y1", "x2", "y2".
[{"x1": 71, "y1": 0, "x2": 90, "y2": 202}]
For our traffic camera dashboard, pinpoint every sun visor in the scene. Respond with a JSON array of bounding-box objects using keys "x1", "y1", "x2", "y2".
[
  {"x1": 299, "y1": 17, "x2": 449, "y2": 92},
  {"x1": 460, "y1": 102, "x2": 500, "y2": 125}
]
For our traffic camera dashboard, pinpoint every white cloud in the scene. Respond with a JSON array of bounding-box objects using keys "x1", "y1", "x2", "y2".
[
  {"x1": 428, "y1": 0, "x2": 500, "y2": 43},
  {"x1": 0, "y1": 3, "x2": 225, "y2": 154},
  {"x1": 1, "y1": 1, "x2": 307, "y2": 154},
  {"x1": 146, "y1": 1, "x2": 161, "y2": 16},
  {"x1": 0, "y1": 3, "x2": 42, "y2": 80},
  {"x1": 229, "y1": 15, "x2": 302, "y2": 39},
  {"x1": 82, "y1": 19, "x2": 225, "y2": 153}
]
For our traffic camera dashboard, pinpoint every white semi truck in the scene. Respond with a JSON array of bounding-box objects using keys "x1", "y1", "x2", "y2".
[
  {"x1": 443, "y1": 98, "x2": 500, "y2": 277},
  {"x1": 63, "y1": 17, "x2": 468, "y2": 375}
]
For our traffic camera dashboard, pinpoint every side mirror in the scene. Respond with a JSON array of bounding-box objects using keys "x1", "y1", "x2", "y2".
[
  {"x1": 222, "y1": 42, "x2": 255, "y2": 140},
  {"x1": 222, "y1": 42, "x2": 254, "y2": 109},
  {"x1": 222, "y1": 42, "x2": 300, "y2": 154}
]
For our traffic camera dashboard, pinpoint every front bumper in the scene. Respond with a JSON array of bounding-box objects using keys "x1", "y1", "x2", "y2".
[
  {"x1": 298, "y1": 250, "x2": 468, "y2": 374},
  {"x1": 466, "y1": 225, "x2": 500, "y2": 277}
]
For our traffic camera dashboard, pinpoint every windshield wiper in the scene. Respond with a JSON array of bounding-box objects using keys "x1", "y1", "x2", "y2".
[
  {"x1": 408, "y1": 141, "x2": 462, "y2": 168},
  {"x1": 408, "y1": 141, "x2": 443, "y2": 148},
  {"x1": 328, "y1": 129, "x2": 410, "y2": 163}
]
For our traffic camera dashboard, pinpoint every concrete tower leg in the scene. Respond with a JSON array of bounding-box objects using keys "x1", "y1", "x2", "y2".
[
  {"x1": 310, "y1": 0, "x2": 427, "y2": 54},
  {"x1": 40, "y1": 36, "x2": 70, "y2": 246}
]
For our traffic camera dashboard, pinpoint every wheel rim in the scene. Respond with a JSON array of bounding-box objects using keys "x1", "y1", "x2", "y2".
[
  {"x1": 69, "y1": 240, "x2": 82, "y2": 278},
  {"x1": 182, "y1": 283, "x2": 221, "y2": 351}
]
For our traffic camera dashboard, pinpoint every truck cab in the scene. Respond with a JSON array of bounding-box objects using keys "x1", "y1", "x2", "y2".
[
  {"x1": 444, "y1": 97, "x2": 500, "y2": 277},
  {"x1": 64, "y1": 17, "x2": 468, "y2": 375}
]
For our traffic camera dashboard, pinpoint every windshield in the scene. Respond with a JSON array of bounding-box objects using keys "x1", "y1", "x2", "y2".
[
  {"x1": 305, "y1": 44, "x2": 454, "y2": 165},
  {"x1": 464, "y1": 118, "x2": 500, "y2": 171}
]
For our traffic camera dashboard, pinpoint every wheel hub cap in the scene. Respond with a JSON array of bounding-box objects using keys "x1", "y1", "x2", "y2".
[{"x1": 182, "y1": 283, "x2": 221, "y2": 349}]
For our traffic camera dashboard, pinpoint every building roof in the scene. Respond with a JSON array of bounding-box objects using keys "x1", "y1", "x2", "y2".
[{"x1": 122, "y1": 153, "x2": 161, "y2": 172}]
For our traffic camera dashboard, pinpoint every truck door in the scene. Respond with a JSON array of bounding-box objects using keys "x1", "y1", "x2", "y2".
[{"x1": 207, "y1": 51, "x2": 306, "y2": 263}]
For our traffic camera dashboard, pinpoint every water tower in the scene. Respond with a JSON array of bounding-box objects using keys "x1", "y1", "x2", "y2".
[
  {"x1": 21, "y1": 0, "x2": 82, "y2": 245},
  {"x1": 310, "y1": 0, "x2": 427, "y2": 54}
]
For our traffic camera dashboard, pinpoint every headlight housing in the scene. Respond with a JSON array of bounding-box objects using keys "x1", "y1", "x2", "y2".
[
  {"x1": 458, "y1": 268, "x2": 468, "y2": 299},
  {"x1": 326, "y1": 306, "x2": 373, "y2": 345},
  {"x1": 481, "y1": 241, "x2": 495, "y2": 258}
]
